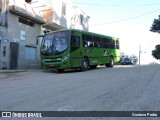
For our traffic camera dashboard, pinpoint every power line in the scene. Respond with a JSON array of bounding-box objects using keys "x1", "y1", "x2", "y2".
[
  {"x1": 90, "y1": 8, "x2": 160, "y2": 26},
  {"x1": 144, "y1": 33, "x2": 159, "y2": 51},
  {"x1": 72, "y1": 2, "x2": 101, "y2": 6},
  {"x1": 71, "y1": 0, "x2": 101, "y2": 6},
  {"x1": 108, "y1": 3, "x2": 160, "y2": 7},
  {"x1": 140, "y1": 3, "x2": 160, "y2": 6},
  {"x1": 72, "y1": 1, "x2": 160, "y2": 7}
]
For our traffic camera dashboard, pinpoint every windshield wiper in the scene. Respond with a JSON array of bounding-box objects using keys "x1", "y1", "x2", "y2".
[
  {"x1": 41, "y1": 45, "x2": 58, "y2": 55},
  {"x1": 52, "y1": 44, "x2": 57, "y2": 53},
  {"x1": 41, "y1": 47, "x2": 52, "y2": 55}
]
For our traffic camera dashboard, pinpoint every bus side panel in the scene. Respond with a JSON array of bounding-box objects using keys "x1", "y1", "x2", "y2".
[
  {"x1": 70, "y1": 31, "x2": 82, "y2": 68},
  {"x1": 83, "y1": 48, "x2": 96, "y2": 66},
  {"x1": 70, "y1": 52, "x2": 81, "y2": 68},
  {"x1": 82, "y1": 48, "x2": 111, "y2": 66},
  {"x1": 108, "y1": 49, "x2": 121, "y2": 63},
  {"x1": 113, "y1": 49, "x2": 121, "y2": 63},
  {"x1": 89, "y1": 48, "x2": 104, "y2": 65}
]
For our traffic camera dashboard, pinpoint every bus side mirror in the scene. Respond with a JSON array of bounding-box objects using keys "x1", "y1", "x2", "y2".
[{"x1": 36, "y1": 35, "x2": 44, "y2": 45}]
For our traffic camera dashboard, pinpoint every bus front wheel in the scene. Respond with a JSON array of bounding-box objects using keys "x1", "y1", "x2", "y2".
[
  {"x1": 81, "y1": 58, "x2": 89, "y2": 71},
  {"x1": 106, "y1": 57, "x2": 114, "y2": 67}
]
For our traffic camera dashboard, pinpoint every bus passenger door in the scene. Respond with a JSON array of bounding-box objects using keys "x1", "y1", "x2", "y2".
[{"x1": 70, "y1": 35, "x2": 81, "y2": 68}]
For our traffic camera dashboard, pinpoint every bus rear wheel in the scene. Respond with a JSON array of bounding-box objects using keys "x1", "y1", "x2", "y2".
[
  {"x1": 106, "y1": 57, "x2": 114, "y2": 67},
  {"x1": 81, "y1": 58, "x2": 89, "y2": 71}
]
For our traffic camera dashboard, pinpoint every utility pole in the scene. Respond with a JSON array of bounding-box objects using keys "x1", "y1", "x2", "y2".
[
  {"x1": 139, "y1": 44, "x2": 141, "y2": 65},
  {"x1": 3, "y1": 0, "x2": 6, "y2": 26}
]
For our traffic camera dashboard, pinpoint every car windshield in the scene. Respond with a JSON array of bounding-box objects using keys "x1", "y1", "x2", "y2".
[{"x1": 41, "y1": 31, "x2": 69, "y2": 55}]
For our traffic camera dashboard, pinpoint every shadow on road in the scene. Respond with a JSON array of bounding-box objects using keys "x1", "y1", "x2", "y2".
[{"x1": 42, "y1": 65, "x2": 110, "y2": 74}]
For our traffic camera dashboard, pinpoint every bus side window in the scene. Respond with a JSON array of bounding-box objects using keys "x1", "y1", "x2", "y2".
[
  {"x1": 83, "y1": 34, "x2": 93, "y2": 48},
  {"x1": 93, "y1": 36, "x2": 102, "y2": 48},
  {"x1": 83, "y1": 41, "x2": 87, "y2": 47},
  {"x1": 87, "y1": 41, "x2": 93, "y2": 47},
  {"x1": 83, "y1": 41, "x2": 93, "y2": 48},
  {"x1": 71, "y1": 36, "x2": 80, "y2": 51}
]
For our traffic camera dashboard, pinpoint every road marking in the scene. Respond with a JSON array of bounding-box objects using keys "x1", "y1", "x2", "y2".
[{"x1": 57, "y1": 106, "x2": 73, "y2": 111}]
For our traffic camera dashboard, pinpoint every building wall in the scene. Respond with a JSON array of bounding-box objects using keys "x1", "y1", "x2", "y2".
[
  {"x1": 7, "y1": 12, "x2": 41, "y2": 69},
  {"x1": 40, "y1": 0, "x2": 89, "y2": 31},
  {"x1": 0, "y1": 0, "x2": 9, "y2": 26},
  {"x1": 7, "y1": 0, "x2": 89, "y2": 31},
  {"x1": 0, "y1": 0, "x2": 44, "y2": 69},
  {"x1": 0, "y1": 26, "x2": 9, "y2": 69},
  {"x1": 0, "y1": 0, "x2": 89, "y2": 69},
  {"x1": 6, "y1": 0, "x2": 89, "y2": 30}
]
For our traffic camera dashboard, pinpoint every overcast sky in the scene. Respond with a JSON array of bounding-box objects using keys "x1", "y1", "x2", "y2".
[{"x1": 72, "y1": 0, "x2": 160, "y2": 64}]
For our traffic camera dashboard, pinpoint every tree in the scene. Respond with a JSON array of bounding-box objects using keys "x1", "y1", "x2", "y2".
[
  {"x1": 130, "y1": 55, "x2": 138, "y2": 64},
  {"x1": 150, "y1": 15, "x2": 160, "y2": 60},
  {"x1": 152, "y1": 45, "x2": 160, "y2": 60},
  {"x1": 150, "y1": 15, "x2": 160, "y2": 33}
]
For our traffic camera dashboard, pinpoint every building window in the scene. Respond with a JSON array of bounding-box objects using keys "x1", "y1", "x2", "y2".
[
  {"x1": 62, "y1": 2, "x2": 66, "y2": 16},
  {"x1": 19, "y1": 18, "x2": 35, "y2": 27},
  {"x1": 80, "y1": 14, "x2": 84, "y2": 25}
]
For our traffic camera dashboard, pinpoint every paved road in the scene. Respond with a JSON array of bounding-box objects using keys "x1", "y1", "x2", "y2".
[{"x1": 0, "y1": 65, "x2": 160, "y2": 120}]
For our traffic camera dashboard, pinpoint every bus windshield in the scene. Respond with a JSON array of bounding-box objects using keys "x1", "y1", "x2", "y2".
[{"x1": 41, "y1": 31, "x2": 69, "y2": 55}]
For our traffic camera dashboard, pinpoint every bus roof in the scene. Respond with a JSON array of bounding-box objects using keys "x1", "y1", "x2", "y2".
[
  {"x1": 70, "y1": 29, "x2": 119, "y2": 40},
  {"x1": 47, "y1": 29, "x2": 119, "y2": 40}
]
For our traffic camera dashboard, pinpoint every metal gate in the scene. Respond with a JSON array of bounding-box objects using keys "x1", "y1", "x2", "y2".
[{"x1": 10, "y1": 42, "x2": 19, "y2": 69}]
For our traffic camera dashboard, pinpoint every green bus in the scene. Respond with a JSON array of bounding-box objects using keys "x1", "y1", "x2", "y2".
[{"x1": 40, "y1": 29, "x2": 120, "y2": 72}]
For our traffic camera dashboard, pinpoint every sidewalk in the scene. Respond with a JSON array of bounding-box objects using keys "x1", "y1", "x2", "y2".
[
  {"x1": 0, "y1": 69, "x2": 27, "y2": 73},
  {"x1": 0, "y1": 69, "x2": 44, "y2": 73}
]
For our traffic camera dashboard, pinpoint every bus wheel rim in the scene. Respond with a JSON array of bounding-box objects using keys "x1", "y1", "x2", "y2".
[{"x1": 84, "y1": 61, "x2": 88, "y2": 68}]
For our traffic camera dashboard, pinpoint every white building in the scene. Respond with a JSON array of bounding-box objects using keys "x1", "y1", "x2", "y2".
[{"x1": 0, "y1": 0, "x2": 89, "y2": 69}]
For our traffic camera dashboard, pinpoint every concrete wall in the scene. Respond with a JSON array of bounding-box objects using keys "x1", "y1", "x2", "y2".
[
  {"x1": 40, "y1": 0, "x2": 89, "y2": 31},
  {"x1": 8, "y1": 0, "x2": 89, "y2": 31},
  {"x1": 0, "y1": 26, "x2": 9, "y2": 69},
  {"x1": 7, "y1": 12, "x2": 41, "y2": 69},
  {"x1": 0, "y1": 0, "x2": 9, "y2": 26},
  {"x1": 0, "y1": 0, "x2": 89, "y2": 69}
]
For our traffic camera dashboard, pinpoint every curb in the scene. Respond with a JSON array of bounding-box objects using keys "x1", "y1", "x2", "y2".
[{"x1": 0, "y1": 70, "x2": 27, "y2": 73}]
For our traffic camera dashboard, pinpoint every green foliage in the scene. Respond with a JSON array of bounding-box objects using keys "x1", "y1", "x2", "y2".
[
  {"x1": 150, "y1": 15, "x2": 160, "y2": 33},
  {"x1": 150, "y1": 15, "x2": 160, "y2": 60},
  {"x1": 152, "y1": 44, "x2": 160, "y2": 60},
  {"x1": 130, "y1": 55, "x2": 138, "y2": 63}
]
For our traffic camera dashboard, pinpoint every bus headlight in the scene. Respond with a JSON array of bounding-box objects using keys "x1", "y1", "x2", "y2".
[{"x1": 62, "y1": 54, "x2": 70, "y2": 61}]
